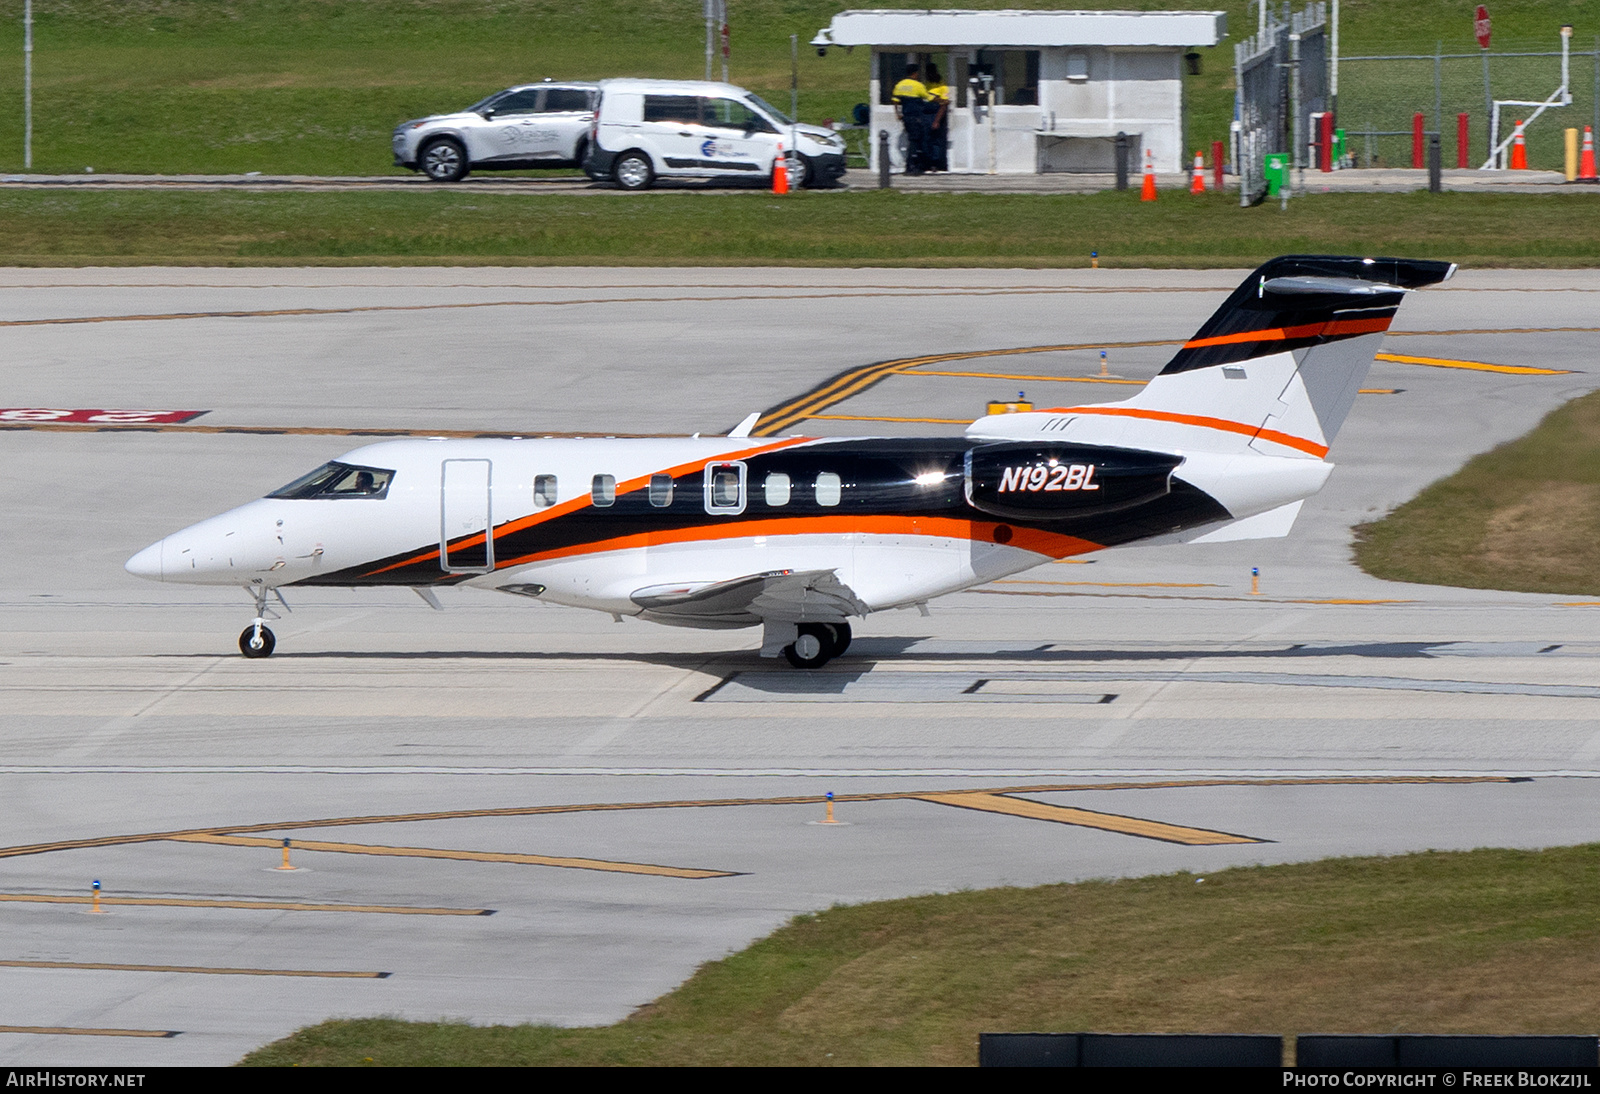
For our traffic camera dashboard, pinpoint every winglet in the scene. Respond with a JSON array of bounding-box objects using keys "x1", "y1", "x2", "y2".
[{"x1": 727, "y1": 412, "x2": 761, "y2": 438}]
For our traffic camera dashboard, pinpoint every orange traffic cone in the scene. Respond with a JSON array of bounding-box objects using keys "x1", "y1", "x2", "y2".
[
  {"x1": 1190, "y1": 149, "x2": 1206, "y2": 193},
  {"x1": 1580, "y1": 126, "x2": 1598, "y2": 181},
  {"x1": 1510, "y1": 120, "x2": 1528, "y2": 169},
  {"x1": 772, "y1": 142, "x2": 789, "y2": 194},
  {"x1": 1140, "y1": 148, "x2": 1157, "y2": 201}
]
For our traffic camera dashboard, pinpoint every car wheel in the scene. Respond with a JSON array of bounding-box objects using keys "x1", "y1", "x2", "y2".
[
  {"x1": 788, "y1": 152, "x2": 813, "y2": 189},
  {"x1": 420, "y1": 138, "x2": 468, "y2": 182},
  {"x1": 572, "y1": 137, "x2": 589, "y2": 170},
  {"x1": 614, "y1": 151, "x2": 654, "y2": 191}
]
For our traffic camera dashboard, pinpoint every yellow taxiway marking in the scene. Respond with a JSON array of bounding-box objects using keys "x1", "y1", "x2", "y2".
[
  {"x1": 0, "y1": 1025, "x2": 177, "y2": 1038},
  {"x1": 0, "y1": 959, "x2": 388, "y2": 978},
  {"x1": 806, "y1": 414, "x2": 970, "y2": 425},
  {"x1": 995, "y1": 579, "x2": 1222, "y2": 588},
  {"x1": 1358, "y1": 388, "x2": 1401, "y2": 394},
  {"x1": 1559, "y1": 602, "x2": 1600, "y2": 607},
  {"x1": 914, "y1": 792, "x2": 1263, "y2": 845},
  {"x1": 0, "y1": 777, "x2": 1519, "y2": 863},
  {"x1": 170, "y1": 832, "x2": 737, "y2": 879},
  {"x1": 0, "y1": 893, "x2": 490, "y2": 915},
  {"x1": 906, "y1": 369, "x2": 1145, "y2": 386},
  {"x1": 1373, "y1": 352, "x2": 1572, "y2": 375}
]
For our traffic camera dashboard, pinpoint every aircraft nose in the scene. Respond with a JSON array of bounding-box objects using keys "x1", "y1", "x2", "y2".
[{"x1": 125, "y1": 539, "x2": 164, "y2": 581}]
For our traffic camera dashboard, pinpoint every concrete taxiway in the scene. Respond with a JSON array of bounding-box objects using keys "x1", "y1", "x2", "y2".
[{"x1": 1, "y1": 266, "x2": 1599, "y2": 1064}]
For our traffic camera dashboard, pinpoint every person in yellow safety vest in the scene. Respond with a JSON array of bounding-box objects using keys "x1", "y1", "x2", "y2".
[
  {"x1": 891, "y1": 63, "x2": 931, "y2": 175},
  {"x1": 924, "y1": 64, "x2": 950, "y2": 172}
]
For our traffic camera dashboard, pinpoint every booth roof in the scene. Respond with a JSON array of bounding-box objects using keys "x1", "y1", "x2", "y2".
[{"x1": 814, "y1": 9, "x2": 1227, "y2": 49}]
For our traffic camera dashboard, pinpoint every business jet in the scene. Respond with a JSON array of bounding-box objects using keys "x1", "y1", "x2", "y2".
[{"x1": 126, "y1": 255, "x2": 1454, "y2": 667}]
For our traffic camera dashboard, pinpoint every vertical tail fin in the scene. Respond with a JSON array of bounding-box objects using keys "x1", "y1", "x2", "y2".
[{"x1": 970, "y1": 255, "x2": 1455, "y2": 458}]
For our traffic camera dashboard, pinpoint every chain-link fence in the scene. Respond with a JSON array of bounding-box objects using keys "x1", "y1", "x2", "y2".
[
  {"x1": 1234, "y1": 1, "x2": 1327, "y2": 205},
  {"x1": 1339, "y1": 40, "x2": 1600, "y2": 170}
]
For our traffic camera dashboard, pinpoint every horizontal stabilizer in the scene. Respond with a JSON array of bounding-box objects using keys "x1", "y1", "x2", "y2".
[{"x1": 1188, "y1": 500, "x2": 1303, "y2": 543}]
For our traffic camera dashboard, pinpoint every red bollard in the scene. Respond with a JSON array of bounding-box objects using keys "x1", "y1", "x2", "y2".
[
  {"x1": 1211, "y1": 140, "x2": 1225, "y2": 189},
  {"x1": 1412, "y1": 113, "x2": 1425, "y2": 168},
  {"x1": 1319, "y1": 111, "x2": 1334, "y2": 171},
  {"x1": 1457, "y1": 113, "x2": 1470, "y2": 168}
]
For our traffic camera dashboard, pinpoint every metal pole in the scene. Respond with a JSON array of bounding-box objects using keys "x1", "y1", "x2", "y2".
[
  {"x1": 704, "y1": 0, "x2": 713, "y2": 82},
  {"x1": 24, "y1": 0, "x2": 32, "y2": 170},
  {"x1": 1290, "y1": 32, "x2": 1302, "y2": 190},
  {"x1": 1440, "y1": 40, "x2": 1452, "y2": 135},
  {"x1": 878, "y1": 129, "x2": 891, "y2": 188},
  {"x1": 1428, "y1": 131, "x2": 1441, "y2": 191},
  {"x1": 1330, "y1": 0, "x2": 1339, "y2": 122},
  {"x1": 789, "y1": 33, "x2": 798, "y2": 172},
  {"x1": 1482, "y1": 46, "x2": 1492, "y2": 165},
  {"x1": 720, "y1": 0, "x2": 729, "y2": 85}
]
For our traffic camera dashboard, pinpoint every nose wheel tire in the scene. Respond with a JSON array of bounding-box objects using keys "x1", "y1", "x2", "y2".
[
  {"x1": 784, "y1": 622, "x2": 846, "y2": 669},
  {"x1": 239, "y1": 624, "x2": 276, "y2": 659}
]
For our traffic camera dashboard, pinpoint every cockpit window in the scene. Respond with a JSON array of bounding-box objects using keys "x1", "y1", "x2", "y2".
[{"x1": 268, "y1": 462, "x2": 394, "y2": 500}]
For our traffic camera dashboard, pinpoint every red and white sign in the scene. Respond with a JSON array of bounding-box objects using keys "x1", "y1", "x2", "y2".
[
  {"x1": 1475, "y1": 5, "x2": 1492, "y2": 49},
  {"x1": 0, "y1": 408, "x2": 207, "y2": 424}
]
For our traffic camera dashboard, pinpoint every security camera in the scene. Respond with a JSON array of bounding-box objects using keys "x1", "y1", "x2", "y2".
[{"x1": 816, "y1": 46, "x2": 828, "y2": 57}]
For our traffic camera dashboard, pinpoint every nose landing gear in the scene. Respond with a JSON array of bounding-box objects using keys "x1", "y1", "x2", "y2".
[{"x1": 238, "y1": 583, "x2": 289, "y2": 659}]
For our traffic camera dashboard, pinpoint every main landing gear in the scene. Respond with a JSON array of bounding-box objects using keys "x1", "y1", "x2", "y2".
[
  {"x1": 238, "y1": 583, "x2": 288, "y2": 659},
  {"x1": 784, "y1": 621, "x2": 852, "y2": 669}
]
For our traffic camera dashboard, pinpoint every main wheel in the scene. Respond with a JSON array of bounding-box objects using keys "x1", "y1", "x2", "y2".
[
  {"x1": 821, "y1": 621, "x2": 852, "y2": 658},
  {"x1": 239, "y1": 624, "x2": 276, "y2": 659},
  {"x1": 420, "y1": 137, "x2": 469, "y2": 182},
  {"x1": 783, "y1": 623, "x2": 834, "y2": 669},
  {"x1": 613, "y1": 150, "x2": 655, "y2": 191}
]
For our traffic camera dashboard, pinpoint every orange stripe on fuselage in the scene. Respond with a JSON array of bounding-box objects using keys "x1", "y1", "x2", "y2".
[
  {"x1": 494, "y1": 515, "x2": 1101, "y2": 571},
  {"x1": 1037, "y1": 405, "x2": 1329, "y2": 458},
  {"x1": 1182, "y1": 315, "x2": 1391, "y2": 350},
  {"x1": 365, "y1": 436, "x2": 817, "y2": 577}
]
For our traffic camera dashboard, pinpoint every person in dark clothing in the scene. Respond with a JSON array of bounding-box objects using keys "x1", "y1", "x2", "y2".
[
  {"x1": 924, "y1": 64, "x2": 950, "y2": 172},
  {"x1": 891, "y1": 62, "x2": 930, "y2": 175}
]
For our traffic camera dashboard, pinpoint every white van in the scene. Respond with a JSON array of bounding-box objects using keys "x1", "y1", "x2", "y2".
[{"x1": 584, "y1": 78, "x2": 847, "y2": 191}]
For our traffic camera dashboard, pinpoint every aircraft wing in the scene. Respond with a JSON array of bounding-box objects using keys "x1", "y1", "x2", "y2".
[{"x1": 630, "y1": 569, "x2": 867, "y2": 628}]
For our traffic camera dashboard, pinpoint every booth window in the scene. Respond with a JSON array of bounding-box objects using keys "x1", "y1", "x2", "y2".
[
  {"x1": 974, "y1": 50, "x2": 1040, "y2": 105},
  {"x1": 877, "y1": 53, "x2": 907, "y2": 104},
  {"x1": 533, "y1": 474, "x2": 558, "y2": 509},
  {"x1": 591, "y1": 474, "x2": 616, "y2": 507}
]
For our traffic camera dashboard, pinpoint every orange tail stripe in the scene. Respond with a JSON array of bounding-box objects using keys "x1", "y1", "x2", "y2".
[
  {"x1": 1039, "y1": 405, "x2": 1329, "y2": 458},
  {"x1": 1182, "y1": 316, "x2": 1392, "y2": 350}
]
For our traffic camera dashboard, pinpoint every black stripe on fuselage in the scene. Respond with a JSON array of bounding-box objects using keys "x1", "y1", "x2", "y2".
[{"x1": 291, "y1": 438, "x2": 1232, "y2": 586}]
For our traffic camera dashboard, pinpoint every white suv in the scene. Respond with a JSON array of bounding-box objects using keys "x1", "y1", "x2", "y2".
[
  {"x1": 393, "y1": 81, "x2": 598, "y2": 182},
  {"x1": 584, "y1": 78, "x2": 847, "y2": 190}
]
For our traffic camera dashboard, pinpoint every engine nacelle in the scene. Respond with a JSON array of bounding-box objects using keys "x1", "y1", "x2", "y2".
[{"x1": 963, "y1": 442, "x2": 1182, "y2": 521}]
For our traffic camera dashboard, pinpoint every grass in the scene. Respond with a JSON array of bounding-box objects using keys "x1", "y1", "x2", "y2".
[
  {"x1": 0, "y1": 1, "x2": 1589, "y2": 176},
  {"x1": 1356, "y1": 390, "x2": 1600, "y2": 595},
  {"x1": 239, "y1": 844, "x2": 1600, "y2": 1066},
  {"x1": 0, "y1": 188, "x2": 1597, "y2": 266}
]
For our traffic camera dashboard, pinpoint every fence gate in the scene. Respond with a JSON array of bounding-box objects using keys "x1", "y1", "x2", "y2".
[{"x1": 1234, "y1": 2, "x2": 1327, "y2": 206}]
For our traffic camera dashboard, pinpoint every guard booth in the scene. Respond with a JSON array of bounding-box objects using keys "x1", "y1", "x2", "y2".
[{"x1": 811, "y1": 9, "x2": 1227, "y2": 174}]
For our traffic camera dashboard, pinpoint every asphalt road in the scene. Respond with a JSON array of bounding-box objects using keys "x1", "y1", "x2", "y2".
[{"x1": 1, "y1": 266, "x2": 1598, "y2": 1064}]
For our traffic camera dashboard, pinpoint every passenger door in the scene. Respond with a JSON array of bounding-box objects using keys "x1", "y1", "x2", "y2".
[
  {"x1": 698, "y1": 97, "x2": 777, "y2": 177},
  {"x1": 538, "y1": 86, "x2": 596, "y2": 161},
  {"x1": 469, "y1": 88, "x2": 545, "y2": 163},
  {"x1": 441, "y1": 459, "x2": 494, "y2": 573}
]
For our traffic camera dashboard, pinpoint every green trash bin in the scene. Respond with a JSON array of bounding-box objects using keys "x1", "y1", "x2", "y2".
[
  {"x1": 1332, "y1": 128, "x2": 1347, "y2": 166},
  {"x1": 1263, "y1": 152, "x2": 1289, "y2": 195}
]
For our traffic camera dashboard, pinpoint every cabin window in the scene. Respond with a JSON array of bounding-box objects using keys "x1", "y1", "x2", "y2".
[
  {"x1": 533, "y1": 474, "x2": 558, "y2": 508},
  {"x1": 268, "y1": 461, "x2": 393, "y2": 500},
  {"x1": 764, "y1": 472, "x2": 791, "y2": 507},
  {"x1": 815, "y1": 472, "x2": 842, "y2": 507},
  {"x1": 591, "y1": 474, "x2": 616, "y2": 507},
  {"x1": 649, "y1": 473, "x2": 675, "y2": 507},
  {"x1": 704, "y1": 461, "x2": 747, "y2": 515}
]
